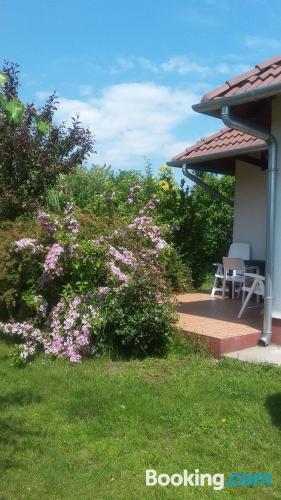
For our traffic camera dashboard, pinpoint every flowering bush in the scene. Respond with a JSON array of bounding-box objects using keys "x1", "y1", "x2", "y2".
[{"x1": 0, "y1": 199, "x2": 177, "y2": 364}]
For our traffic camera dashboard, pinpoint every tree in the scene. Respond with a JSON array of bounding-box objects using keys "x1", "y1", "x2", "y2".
[
  {"x1": 176, "y1": 173, "x2": 234, "y2": 286},
  {"x1": 0, "y1": 62, "x2": 94, "y2": 219}
]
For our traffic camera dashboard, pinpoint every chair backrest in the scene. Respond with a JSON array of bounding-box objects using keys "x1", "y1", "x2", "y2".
[
  {"x1": 228, "y1": 242, "x2": 250, "y2": 260},
  {"x1": 223, "y1": 257, "x2": 245, "y2": 273}
]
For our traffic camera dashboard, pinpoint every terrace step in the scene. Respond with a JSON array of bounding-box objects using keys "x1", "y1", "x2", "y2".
[
  {"x1": 177, "y1": 292, "x2": 262, "y2": 358},
  {"x1": 182, "y1": 329, "x2": 261, "y2": 358}
]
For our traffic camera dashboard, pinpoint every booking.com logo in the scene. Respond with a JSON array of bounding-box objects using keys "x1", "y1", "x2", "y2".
[{"x1": 145, "y1": 469, "x2": 272, "y2": 490}]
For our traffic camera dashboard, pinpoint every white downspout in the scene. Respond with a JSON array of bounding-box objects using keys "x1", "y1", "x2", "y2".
[{"x1": 221, "y1": 105, "x2": 278, "y2": 346}]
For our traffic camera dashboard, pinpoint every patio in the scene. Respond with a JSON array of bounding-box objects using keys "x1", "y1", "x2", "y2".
[{"x1": 177, "y1": 292, "x2": 262, "y2": 357}]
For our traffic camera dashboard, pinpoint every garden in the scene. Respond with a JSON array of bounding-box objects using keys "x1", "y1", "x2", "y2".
[
  {"x1": 1, "y1": 63, "x2": 281, "y2": 498},
  {"x1": 0, "y1": 62, "x2": 233, "y2": 367}
]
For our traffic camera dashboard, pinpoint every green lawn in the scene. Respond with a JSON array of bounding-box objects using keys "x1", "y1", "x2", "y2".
[{"x1": 1, "y1": 340, "x2": 281, "y2": 499}]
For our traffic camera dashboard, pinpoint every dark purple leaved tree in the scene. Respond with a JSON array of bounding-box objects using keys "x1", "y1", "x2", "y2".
[{"x1": 0, "y1": 61, "x2": 95, "y2": 219}]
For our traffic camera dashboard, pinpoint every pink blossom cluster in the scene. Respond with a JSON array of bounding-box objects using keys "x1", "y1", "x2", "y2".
[
  {"x1": 13, "y1": 238, "x2": 42, "y2": 254},
  {"x1": 63, "y1": 203, "x2": 79, "y2": 235},
  {"x1": 60, "y1": 202, "x2": 79, "y2": 237},
  {"x1": 92, "y1": 228, "x2": 126, "y2": 246},
  {"x1": 0, "y1": 321, "x2": 46, "y2": 361},
  {"x1": 64, "y1": 216, "x2": 79, "y2": 235},
  {"x1": 39, "y1": 243, "x2": 64, "y2": 285},
  {"x1": 109, "y1": 261, "x2": 129, "y2": 284},
  {"x1": 44, "y1": 296, "x2": 98, "y2": 363},
  {"x1": 64, "y1": 202, "x2": 75, "y2": 215},
  {"x1": 98, "y1": 286, "x2": 110, "y2": 299},
  {"x1": 92, "y1": 199, "x2": 168, "y2": 285},
  {"x1": 127, "y1": 184, "x2": 141, "y2": 205},
  {"x1": 15, "y1": 205, "x2": 80, "y2": 288},
  {"x1": 0, "y1": 294, "x2": 101, "y2": 364},
  {"x1": 109, "y1": 246, "x2": 136, "y2": 268},
  {"x1": 37, "y1": 211, "x2": 59, "y2": 235},
  {"x1": 139, "y1": 195, "x2": 160, "y2": 214},
  {"x1": 33, "y1": 294, "x2": 48, "y2": 318},
  {"x1": 128, "y1": 216, "x2": 167, "y2": 254}
]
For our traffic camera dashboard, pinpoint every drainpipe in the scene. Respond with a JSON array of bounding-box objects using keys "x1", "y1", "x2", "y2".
[
  {"x1": 182, "y1": 165, "x2": 234, "y2": 207},
  {"x1": 221, "y1": 105, "x2": 278, "y2": 346}
]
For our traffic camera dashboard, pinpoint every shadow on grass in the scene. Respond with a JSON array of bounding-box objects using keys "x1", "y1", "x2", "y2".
[
  {"x1": 265, "y1": 393, "x2": 281, "y2": 430},
  {"x1": 0, "y1": 389, "x2": 42, "y2": 476},
  {"x1": 0, "y1": 389, "x2": 42, "y2": 409}
]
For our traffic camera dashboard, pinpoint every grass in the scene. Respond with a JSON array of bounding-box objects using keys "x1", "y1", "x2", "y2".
[{"x1": 1, "y1": 340, "x2": 281, "y2": 499}]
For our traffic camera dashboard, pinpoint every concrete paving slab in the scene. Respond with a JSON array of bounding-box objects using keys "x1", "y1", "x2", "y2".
[{"x1": 225, "y1": 345, "x2": 281, "y2": 365}]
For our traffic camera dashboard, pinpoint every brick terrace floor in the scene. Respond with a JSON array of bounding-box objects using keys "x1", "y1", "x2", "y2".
[{"x1": 177, "y1": 292, "x2": 263, "y2": 356}]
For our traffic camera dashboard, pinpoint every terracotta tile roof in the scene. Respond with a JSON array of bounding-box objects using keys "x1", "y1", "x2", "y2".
[
  {"x1": 202, "y1": 54, "x2": 281, "y2": 103},
  {"x1": 170, "y1": 127, "x2": 267, "y2": 163}
]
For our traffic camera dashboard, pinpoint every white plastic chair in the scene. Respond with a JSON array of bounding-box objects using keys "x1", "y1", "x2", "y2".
[
  {"x1": 237, "y1": 273, "x2": 265, "y2": 319},
  {"x1": 211, "y1": 242, "x2": 250, "y2": 296},
  {"x1": 221, "y1": 257, "x2": 245, "y2": 299},
  {"x1": 228, "y1": 242, "x2": 250, "y2": 260}
]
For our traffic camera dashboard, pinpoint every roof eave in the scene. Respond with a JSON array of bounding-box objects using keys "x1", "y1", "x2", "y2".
[
  {"x1": 192, "y1": 81, "x2": 281, "y2": 117},
  {"x1": 167, "y1": 143, "x2": 267, "y2": 168}
]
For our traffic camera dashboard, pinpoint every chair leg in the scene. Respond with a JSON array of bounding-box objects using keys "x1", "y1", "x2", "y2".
[
  {"x1": 237, "y1": 282, "x2": 242, "y2": 299},
  {"x1": 232, "y1": 280, "x2": 235, "y2": 299},
  {"x1": 211, "y1": 276, "x2": 218, "y2": 296},
  {"x1": 222, "y1": 278, "x2": 227, "y2": 300},
  {"x1": 238, "y1": 280, "x2": 257, "y2": 319}
]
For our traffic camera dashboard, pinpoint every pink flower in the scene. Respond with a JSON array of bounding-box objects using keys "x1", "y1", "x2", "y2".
[
  {"x1": 37, "y1": 211, "x2": 58, "y2": 235},
  {"x1": 14, "y1": 238, "x2": 42, "y2": 254},
  {"x1": 109, "y1": 262, "x2": 128, "y2": 283}
]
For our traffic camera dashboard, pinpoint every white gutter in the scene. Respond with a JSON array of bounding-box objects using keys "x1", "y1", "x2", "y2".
[
  {"x1": 181, "y1": 165, "x2": 234, "y2": 207},
  {"x1": 193, "y1": 81, "x2": 281, "y2": 116}
]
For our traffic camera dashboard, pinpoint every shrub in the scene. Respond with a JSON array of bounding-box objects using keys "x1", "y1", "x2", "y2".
[
  {"x1": 161, "y1": 246, "x2": 193, "y2": 292},
  {"x1": 100, "y1": 278, "x2": 176, "y2": 358},
  {"x1": 0, "y1": 198, "x2": 178, "y2": 364},
  {"x1": 0, "y1": 218, "x2": 40, "y2": 320}
]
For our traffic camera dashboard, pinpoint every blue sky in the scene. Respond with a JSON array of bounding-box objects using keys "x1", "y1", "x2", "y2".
[{"x1": 1, "y1": 0, "x2": 281, "y2": 176}]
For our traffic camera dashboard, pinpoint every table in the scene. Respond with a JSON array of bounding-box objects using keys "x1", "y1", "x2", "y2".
[{"x1": 244, "y1": 260, "x2": 265, "y2": 276}]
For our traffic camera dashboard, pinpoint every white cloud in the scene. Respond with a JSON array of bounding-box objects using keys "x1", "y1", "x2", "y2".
[
  {"x1": 138, "y1": 57, "x2": 159, "y2": 73},
  {"x1": 216, "y1": 62, "x2": 251, "y2": 76},
  {"x1": 35, "y1": 90, "x2": 52, "y2": 100},
  {"x1": 79, "y1": 85, "x2": 94, "y2": 96},
  {"x1": 55, "y1": 82, "x2": 199, "y2": 168},
  {"x1": 160, "y1": 57, "x2": 210, "y2": 77},
  {"x1": 244, "y1": 36, "x2": 281, "y2": 50},
  {"x1": 112, "y1": 55, "x2": 211, "y2": 77},
  {"x1": 110, "y1": 55, "x2": 252, "y2": 81},
  {"x1": 115, "y1": 57, "x2": 135, "y2": 71}
]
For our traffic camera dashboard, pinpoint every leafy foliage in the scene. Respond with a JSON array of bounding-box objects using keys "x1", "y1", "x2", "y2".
[
  {"x1": 177, "y1": 173, "x2": 234, "y2": 286},
  {"x1": 101, "y1": 279, "x2": 176, "y2": 358},
  {"x1": 0, "y1": 62, "x2": 94, "y2": 219},
  {"x1": 45, "y1": 163, "x2": 234, "y2": 287}
]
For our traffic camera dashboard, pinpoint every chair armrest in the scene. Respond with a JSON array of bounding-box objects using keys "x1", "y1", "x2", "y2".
[{"x1": 244, "y1": 273, "x2": 265, "y2": 280}]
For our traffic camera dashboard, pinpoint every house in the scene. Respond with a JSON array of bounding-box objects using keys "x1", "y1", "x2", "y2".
[{"x1": 168, "y1": 54, "x2": 281, "y2": 354}]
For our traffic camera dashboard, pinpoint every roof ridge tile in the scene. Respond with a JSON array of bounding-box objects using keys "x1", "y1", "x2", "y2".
[
  {"x1": 200, "y1": 53, "x2": 281, "y2": 103},
  {"x1": 256, "y1": 54, "x2": 281, "y2": 71}
]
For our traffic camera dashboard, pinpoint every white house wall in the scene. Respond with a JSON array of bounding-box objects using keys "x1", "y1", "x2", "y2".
[
  {"x1": 233, "y1": 160, "x2": 267, "y2": 260},
  {"x1": 271, "y1": 95, "x2": 281, "y2": 318}
]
